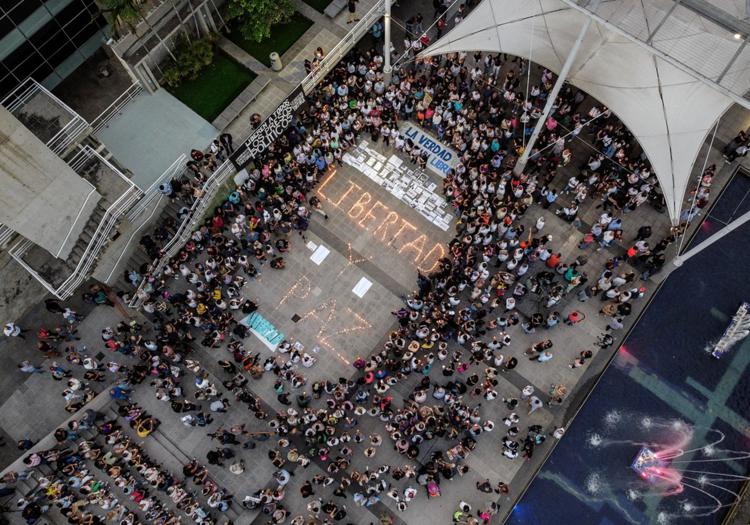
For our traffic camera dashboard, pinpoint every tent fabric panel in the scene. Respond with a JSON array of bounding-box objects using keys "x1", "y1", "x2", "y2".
[
  {"x1": 650, "y1": 6, "x2": 743, "y2": 81},
  {"x1": 719, "y1": 44, "x2": 750, "y2": 94},
  {"x1": 419, "y1": 0, "x2": 735, "y2": 223},
  {"x1": 656, "y1": 58, "x2": 736, "y2": 218}
]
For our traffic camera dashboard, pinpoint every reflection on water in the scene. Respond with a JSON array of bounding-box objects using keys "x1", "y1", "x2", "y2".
[{"x1": 509, "y1": 173, "x2": 750, "y2": 524}]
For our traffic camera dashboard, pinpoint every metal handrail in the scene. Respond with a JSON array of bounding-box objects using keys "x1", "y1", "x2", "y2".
[
  {"x1": 68, "y1": 147, "x2": 92, "y2": 172},
  {"x1": 127, "y1": 5, "x2": 386, "y2": 307},
  {"x1": 47, "y1": 119, "x2": 89, "y2": 155},
  {"x1": 162, "y1": 162, "x2": 233, "y2": 258},
  {"x1": 2, "y1": 79, "x2": 37, "y2": 113},
  {"x1": 83, "y1": 144, "x2": 136, "y2": 188},
  {"x1": 46, "y1": 118, "x2": 79, "y2": 153},
  {"x1": 30, "y1": 78, "x2": 84, "y2": 122},
  {"x1": 127, "y1": 154, "x2": 188, "y2": 220},
  {"x1": 106, "y1": 194, "x2": 166, "y2": 283},
  {"x1": 144, "y1": 153, "x2": 187, "y2": 195},
  {"x1": 2, "y1": 77, "x2": 91, "y2": 155},
  {"x1": 91, "y1": 83, "x2": 144, "y2": 133},
  {"x1": 65, "y1": 144, "x2": 130, "y2": 195},
  {"x1": 54, "y1": 186, "x2": 99, "y2": 258},
  {"x1": 128, "y1": 161, "x2": 234, "y2": 307},
  {"x1": 301, "y1": 0, "x2": 384, "y2": 94},
  {"x1": 0, "y1": 225, "x2": 14, "y2": 249},
  {"x1": 56, "y1": 185, "x2": 143, "y2": 298}
]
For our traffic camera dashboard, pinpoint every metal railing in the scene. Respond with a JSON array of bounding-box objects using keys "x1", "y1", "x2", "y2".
[
  {"x1": 105, "y1": 194, "x2": 166, "y2": 283},
  {"x1": 2, "y1": 79, "x2": 38, "y2": 113},
  {"x1": 128, "y1": 160, "x2": 235, "y2": 307},
  {"x1": 56, "y1": 185, "x2": 143, "y2": 299},
  {"x1": 10, "y1": 185, "x2": 143, "y2": 300},
  {"x1": 1, "y1": 77, "x2": 82, "y2": 116},
  {"x1": 54, "y1": 186, "x2": 99, "y2": 259},
  {"x1": 91, "y1": 83, "x2": 144, "y2": 133},
  {"x1": 301, "y1": 0, "x2": 384, "y2": 94},
  {"x1": 46, "y1": 117, "x2": 90, "y2": 155},
  {"x1": 127, "y1": 154, "x2": 188, "y2": 221},
  {"x1": 0, "y1": 224, "x2": 15, "y2": 250},
  {"x1": 127, "y1": 4, "x2": 385, "y2": 307},
  {"x1": 68, "y1": 147, "x2": 94, "y2": 172},
  {"x1": 74, "y1": 144, "x2": 137, "y2": 188},
  {"x1": 2, "y1": 78, "x2": 91, "y2": 155}
]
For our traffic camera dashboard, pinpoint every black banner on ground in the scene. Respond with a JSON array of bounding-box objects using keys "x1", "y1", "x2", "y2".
[{"x1": 229, "y1": 84, "x2": 306, "y2": 171}]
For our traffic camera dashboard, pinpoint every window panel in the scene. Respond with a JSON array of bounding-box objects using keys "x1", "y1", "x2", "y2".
[
  {"x1": 12, "y1": 54, "x2": 53, "y2": 83},
  {"x1": 6, "y1": 0, "x2": 44, "y2": 26},
  {"x1": 0, "y1": 14, "x2": 16, "y2": 40},
  {"x1": 1, "y1": 38, "x2": 35, "y2": 70},
  {"x1": 69, "y1": 18, "x2": 102, "y2": 47}
]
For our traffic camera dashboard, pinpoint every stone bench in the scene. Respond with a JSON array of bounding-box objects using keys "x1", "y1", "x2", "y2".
[
  {"x1": 212, "y1": 76, "x2": 272, "y2": 130},
  {"x1": 324, "y1": 0, "x2": 347, "y2": 17}
]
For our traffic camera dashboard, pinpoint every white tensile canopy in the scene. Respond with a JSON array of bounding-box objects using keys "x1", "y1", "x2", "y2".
[{"x1": 418, "y1": 0, "x2": 749, "y2": 224}]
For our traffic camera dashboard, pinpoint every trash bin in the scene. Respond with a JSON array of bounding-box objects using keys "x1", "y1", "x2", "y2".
[{"x1": 269, "y1": 52, "x2": 283, "y2": 72}]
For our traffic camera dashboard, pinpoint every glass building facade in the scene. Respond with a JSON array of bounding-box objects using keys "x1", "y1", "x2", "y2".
[{"x1": 0, "y1": 0, "x2": 109, "y2": 98}]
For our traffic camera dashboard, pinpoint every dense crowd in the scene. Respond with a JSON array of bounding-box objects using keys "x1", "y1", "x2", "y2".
[{"x1": 2, "y1": 3, "x2": 724, "y2": 525}]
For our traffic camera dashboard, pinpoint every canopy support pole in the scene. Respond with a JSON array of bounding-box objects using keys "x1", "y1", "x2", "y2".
[
  {"x1": 513, "y1": 16, "x2": 592, "y2": 175},
  {"x1": 672, "y1": 208, "x2": 750, "y2": 269},
  {"x1": 383, "y1": 0, "x2": 392, "y2": 84}
]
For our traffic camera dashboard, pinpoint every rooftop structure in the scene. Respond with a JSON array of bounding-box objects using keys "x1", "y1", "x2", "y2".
[{"x1": 0, "y1": 78, "x2": 145, "y2": 299}]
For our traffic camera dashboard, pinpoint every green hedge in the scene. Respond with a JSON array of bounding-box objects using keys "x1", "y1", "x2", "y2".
[{"x1": 169, "y1": 51, "x2": 256, "y2": 122}]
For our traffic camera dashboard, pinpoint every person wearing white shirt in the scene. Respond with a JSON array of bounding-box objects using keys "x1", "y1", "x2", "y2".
[{"x1": 3, "y1": 322, "x2": 25, "y2": 338}]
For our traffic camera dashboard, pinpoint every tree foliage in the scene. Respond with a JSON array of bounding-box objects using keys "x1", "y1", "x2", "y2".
[
  {"x1": 163, "y1": 34, "x2": 215, "y2": 88},
  {"x1": 99, "y1": 0, "x2": 141, "y2": 35},
  {"x1": 226, "y1": 0, "x2": 295, "y2": 43}
]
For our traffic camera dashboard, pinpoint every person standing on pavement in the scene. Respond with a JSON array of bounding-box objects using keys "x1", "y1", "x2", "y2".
[
  {"x1": 347, "y1": 0, "x2": 360, "y2": 23},
  {"x1": 44, "y1": 299, "x2": 65, "y2": 314},
  {"x1": 17, "y1": 361, "x2": 44, "y2": 374},
  {"x1": 62, "y1": 308, "x2": 81, "y2": 324},
  {"x1": 4, "y1": 322, "x2": 27, "y2": 339},
  {"x1": 220, "y1": 133, "x2": 234, "y2": 154},
  {"x1": 520, "y1": 385, "x2": 534, "y2": 399},
  {"x1": 433, "y1": 0, "x2": 446, "y2": 19}
]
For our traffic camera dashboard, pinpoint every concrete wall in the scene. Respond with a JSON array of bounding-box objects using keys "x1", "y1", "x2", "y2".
[
  {"x1": 0, "y1": 106, "x2": 101, "y2": 258},
  {"x1": 109, "y1": 0, "x2": 226, "y2": 60},
  {"x1": 0, "y1": 250, "x2": 47, "y2": 322}
]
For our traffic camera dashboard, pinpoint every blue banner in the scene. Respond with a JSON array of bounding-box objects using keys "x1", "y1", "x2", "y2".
[
  {"x1": 399, "y1": 123, "x2": 459, "y2": 178},
  {"x1": 240, "y1": 312, "x2": 285, "y2": 350}
]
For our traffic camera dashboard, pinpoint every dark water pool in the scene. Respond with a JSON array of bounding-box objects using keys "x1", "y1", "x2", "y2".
[{"x1": 508, "y1": 173, "x2": 750, "y2": 524}]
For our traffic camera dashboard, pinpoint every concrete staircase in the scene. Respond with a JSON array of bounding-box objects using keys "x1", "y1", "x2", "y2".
[
  {"x1": 20, "y1": 203, "x2": 109, "y2": 288},
  {"x1": 9, "y1": 144, "x2": 143, "y2": 298}
]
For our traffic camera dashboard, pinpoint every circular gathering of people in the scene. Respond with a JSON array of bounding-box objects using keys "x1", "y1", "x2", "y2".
[{"x1": 3, "y1": 3, "x2": 718, "y2": 525}]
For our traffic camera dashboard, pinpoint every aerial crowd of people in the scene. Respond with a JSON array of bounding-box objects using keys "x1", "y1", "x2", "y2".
[{"x1": 1, "y1": 2, "x2": 723, "y2": 525}]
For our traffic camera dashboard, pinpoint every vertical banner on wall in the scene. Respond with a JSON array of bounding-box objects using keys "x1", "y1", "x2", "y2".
[{"x1": 229, "y1": 85, "x2": 306, "y2": 170}]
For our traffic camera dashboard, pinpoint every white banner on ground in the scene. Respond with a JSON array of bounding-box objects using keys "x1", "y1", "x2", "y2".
[
  {"x1": 341, "y1": 140, "x2": 454, "y2": 231},
  {"x1": 352, "y1": 277, "x2": 373, "y2": 298},
  {"x1": 310, "y1": 245, "x2": 330, "y2": 265},
  {"x1": 398, "y1": 123, "x2": 458, "y2": 178}
]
